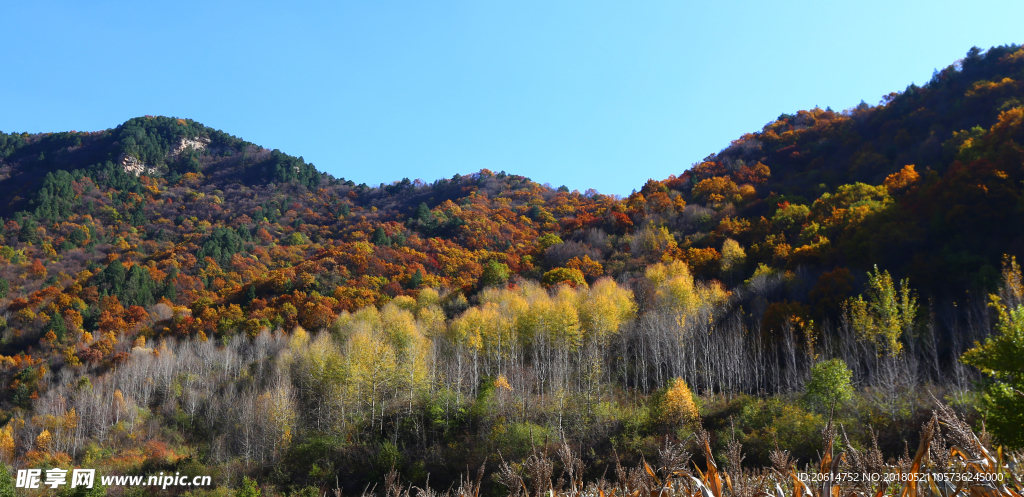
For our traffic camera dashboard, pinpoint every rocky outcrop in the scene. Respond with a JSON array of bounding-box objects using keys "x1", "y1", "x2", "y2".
[
  {"x1": 116, "y1": 136, "x2": 210, "y2": 176},
  {"x1": 118, "y1": 154, "x2": 158, "y2": 176},
  {"x1": 170, "y1": 136, "x2": 211, "y2": 158}
]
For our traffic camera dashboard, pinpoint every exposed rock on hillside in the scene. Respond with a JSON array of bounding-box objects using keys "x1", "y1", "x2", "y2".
[
  {"x1": 118, "y1": 153, "x2": 157, "y2": 176},
  {"x1": 170, "y1": 136, "x2": 211, "y2": 158}
]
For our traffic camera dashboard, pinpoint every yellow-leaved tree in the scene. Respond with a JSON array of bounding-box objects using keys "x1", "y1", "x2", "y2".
[
  {"x1": 0, "y1": 423, "x2": 13, "y2": 463},
  {"x1": 576, "y1": 278, "x2": 637, "y2": 405},
  {"x1": 346, "y1": 313, "x2": 397, "y2": 432},
  {"x1": 381, "y1": 302, "x2": 432, "y2": 413},
  {"x1": 647, "y1": 260, "x2": 729, "y2": 327},
  {"x1": 720, "y1": 238, "x2": 747, "y2": 284},
  {"x1": 577, "y1": 278, "x2": 636, "y2": 345},
  {"x1": 289, "y1": 331, "x2": 347, "y2": 433},
  {"x1": 415, "y1": 288, "x2": 447, "y2": 337},
  {"x1": 846, "y1": 265, "x2": 917, "y2": 356},
  {"x1": 661, "y1": 377, "x2": 699, "y2": 425},
  {"x1": 547, "y1": 286, "x2": 583, "y2": 352}
]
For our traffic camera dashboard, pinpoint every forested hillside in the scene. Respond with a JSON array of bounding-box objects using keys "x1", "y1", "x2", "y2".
[{"x1": 1, "y1": 45, "x2": 1024, "y2": 496}]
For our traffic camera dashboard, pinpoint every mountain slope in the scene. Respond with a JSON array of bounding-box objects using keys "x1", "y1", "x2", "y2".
[
  {"x1": 0, "y1": 44, "x2": 1020, "y2": 370},
  {"x1": 1, "y1": 44, "x2": 1024, "y2": 493}
]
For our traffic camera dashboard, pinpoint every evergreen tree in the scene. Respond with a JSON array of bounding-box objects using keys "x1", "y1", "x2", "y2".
[
  {"x1": 94, "y1": 260, "x2": 157, "y2": 307},
  {"x1": 34, "y1": 170, "x2": 79, "y2": 223},
  {"x1": 244, "y1": 284, "x2": 257, "y2": 307},
  {"x1": 371, "y1": 227, "x2": 392, "y2": 247},
  {"x1": 19, "y1": 216, "x2": 38, "y2": 244},
  {"x1": 44, "y1": 312, "x2": 68, "y2": 342},
  {"x1": 197, "y1": 227, "x2": 245, "y2": 265},
  {"x1": 409, "y1": 269, "x2": 424, "y2": 288}
]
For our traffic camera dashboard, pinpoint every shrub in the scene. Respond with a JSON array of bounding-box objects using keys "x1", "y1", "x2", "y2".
[
  {"x1": 962, "y1": 257, "x2": 1024, "y2": 447},
  {"x1": 236, "y1": 477, "x2": 261, "y2": 497},
  {"x1": 660, "y1": 377, "x2": 699, "y2": 425},
  {"x1": 0, "y1": 462, "x2": 12, "y2": 497},
  {"x1": 803, "y1": 358, "x2": 854, "y2": 413}
]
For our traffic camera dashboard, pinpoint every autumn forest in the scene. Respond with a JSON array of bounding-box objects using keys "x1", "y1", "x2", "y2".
[{"x1": 2, "y1": 45, "x2": 1024, "y2": 496}]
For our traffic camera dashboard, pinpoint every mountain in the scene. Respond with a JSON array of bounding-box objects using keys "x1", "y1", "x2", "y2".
[
  {"x1": 1, "y1": 46, "x2": 1021, "y2": 332},
  {"x1": 0, "y1": 44, "x2": 1022, "y2": 493}
]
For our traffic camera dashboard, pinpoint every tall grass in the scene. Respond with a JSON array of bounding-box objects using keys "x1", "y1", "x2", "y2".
[{"x1": 324, "y1": 401, "x2": 1022, "y2": 497}]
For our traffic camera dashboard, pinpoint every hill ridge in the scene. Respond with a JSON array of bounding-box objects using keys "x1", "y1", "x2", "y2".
[{"x1": 0, "y1": 44, "x2": 1019, "y2": 351}]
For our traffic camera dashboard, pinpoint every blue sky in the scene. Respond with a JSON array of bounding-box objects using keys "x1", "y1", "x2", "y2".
[{"x1": 1, "y1": 1, "x2": 1021, "y2": 195}]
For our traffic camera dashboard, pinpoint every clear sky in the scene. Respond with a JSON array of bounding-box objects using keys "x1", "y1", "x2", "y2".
[{"x1": 1, "y1": 1, "x2": 1021, "y2": 195}]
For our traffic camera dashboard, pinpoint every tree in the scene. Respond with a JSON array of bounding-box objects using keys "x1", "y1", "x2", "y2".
[
  {"x1": 19, "y1": 217, "x2": 38, "y2": 244},
  {"x1": 646, "y1": 260, "x2": 727, "y2": 318},
  {"x1": 282, "y1": 232, "x2": 304, "y2": 246},
  {"x1": 0, "y1": 461, "x2": 13, "y2": 497},
  {"x1": 196, "y1": 226, "x2": 245, "y2": 264},
  {"x1": 258, "y1": 149, "x2": 321, "y2": 189},
  {"x1": 537, "y1": 233, "x2": 563, "y2": 250},
  {"x1": 415, "y1": 202, "x2": 431, "y2": 221},
  {"x1": 961, "y1": 256, "x2": 1024, "y2": 448},
  {"x1": 42, "y1": 311, "x2": 69, "y2": 342},
  {"x1": 56, "y1": 476, "x2": 105, "y2": 497},
  {"x1": 566, "y1": 255, "x2": 603, "y2": 278},
  {"x1": 292, "y1": 332, "x2": 347, "y2": 432},
  {"x1": 94, "y1": 261, "x2": 158, "y2": 308},
  {"x1": 480, "y1": 260, "x2": 510, "y2": 288},
  {"x1": 371, "y1": 227, "x2": 392, "y2": 247},
  {"x1": 256, "y1": 381, "x2": 298, "y2": 464},
  {"x1": 34, "y1": 170, "x2": 78, "y2": 223},
  {"x1": 577, "y1": 278, "x2": 636, "y2": 344},
  {"x1": 803, "y1": 358, "x2": 853, "y2": 413},
  {"x1": 883, "y1": 164, "x2": 920, "y2": 193},
  {"x1": 243, "y1": 284, "x2": 257, "y2": 307},
  {"x1": 349, "y1": 321, "x2": 399, "y2": 431},
  {"x1": 541, "y1": 268, "x2": 586, "y2": 289},
  {"x1": 29, "y1": 259, "x2": 47, "y2": 279},
  {"x1": 660, "y1": 377, "x2": 698, "y2": 425},
  {"x1": 720, "y1": 238, "x2": 746, "y2": 283},
  {"x1": 846, "y1": 265, "x2": 917, "y2": 356},
  {"x1": 692, "y1": 176, "x2": 737, "y2": 204},
  {"x1": 408, "y1": 269, "x2": 424, "y2": 288},
  {"x1": 541, "y1": 286, "x2": 583, "y2": 351},
  {"x1": 771, "y1": 202, "x2": 810, "y2": 234}
]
